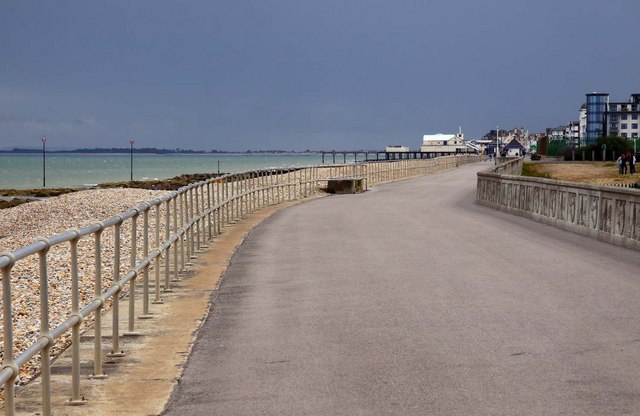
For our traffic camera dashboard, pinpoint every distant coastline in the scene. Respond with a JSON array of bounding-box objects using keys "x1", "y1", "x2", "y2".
[{"x1": 0, "y1": 147, "x2": 326, "y2": 155}]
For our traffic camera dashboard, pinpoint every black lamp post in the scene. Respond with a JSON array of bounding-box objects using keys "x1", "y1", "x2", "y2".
[
  {"x1": 41, "y1": 135, "x2": 47, "y2": 187},
  {"x1": 129, "y1": 138, "x2": 135, "y2": 181}
]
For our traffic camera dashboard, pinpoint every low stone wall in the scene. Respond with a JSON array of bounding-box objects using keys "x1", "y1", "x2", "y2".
[
  {"x1": 477, "y1": 161, "x2": 640, "y2": 251},
  {"x1": 491, "y1": 157, "x2": 523, "y2": 175}
]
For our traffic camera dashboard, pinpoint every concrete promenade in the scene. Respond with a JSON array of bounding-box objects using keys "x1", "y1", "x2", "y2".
[{"x1": 163, "y1": 163, "x2": 640, "y2": 415}]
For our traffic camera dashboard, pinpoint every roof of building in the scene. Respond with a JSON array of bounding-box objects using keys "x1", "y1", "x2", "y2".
[
  {"x1": 504, "y1": 139, "x2": 525, "y2": 149},
  {"x1": 422, "y1": 133, "x2": 458, "y2": 142},
  {"x1": 548, "y1": 125, "x2": 567, "y2": 132}
]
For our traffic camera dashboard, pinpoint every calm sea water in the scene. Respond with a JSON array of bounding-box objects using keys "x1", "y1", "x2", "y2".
[{"x1": 0, "y1": 153, "x2": 358, "y2": 189}]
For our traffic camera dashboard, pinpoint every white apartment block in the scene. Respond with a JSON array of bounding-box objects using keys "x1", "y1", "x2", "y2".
[{"x1": 606, "y1": 94, "x2": 640, "y2": 139}]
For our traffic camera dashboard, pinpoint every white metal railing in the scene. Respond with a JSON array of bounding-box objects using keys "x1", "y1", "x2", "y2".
[{"x1": 0, "y1": 155, "x2": 483, "y2": 415}]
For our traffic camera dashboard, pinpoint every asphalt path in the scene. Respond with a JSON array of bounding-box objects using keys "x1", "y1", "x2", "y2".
[{"x1": 164, "y1": 162, "x2": 640, "y2": 415}]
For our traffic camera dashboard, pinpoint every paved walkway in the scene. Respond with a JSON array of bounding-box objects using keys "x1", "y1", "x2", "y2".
[{"x1": 163, "y1": 163, "x2": 640, "y2": 415}]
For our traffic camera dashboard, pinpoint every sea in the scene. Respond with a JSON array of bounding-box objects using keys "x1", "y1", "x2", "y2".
[{"x1": 0, "y1": 153, "x2": 358, "y2": 190}]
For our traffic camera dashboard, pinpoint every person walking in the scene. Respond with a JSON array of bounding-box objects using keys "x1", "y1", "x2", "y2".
[
  {"x1": 629, "y1": 151, "x2": 636, "y2": 174},
  {"x1": 617, "y1": 154, "x2": 624, "y2": 174}
]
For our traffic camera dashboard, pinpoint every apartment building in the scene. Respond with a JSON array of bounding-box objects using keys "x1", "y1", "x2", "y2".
[
  {"x1": 547, "y1": 122, "x2": 579, "y2": 143},
  {"x1": 581, "y1": 92, "x2": 640, "y2": 145},
  {"x1": 607, "y1": 94, "x2": 640, "y2": 140}
]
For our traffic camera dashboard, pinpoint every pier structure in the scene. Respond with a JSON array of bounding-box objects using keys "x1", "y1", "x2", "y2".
[{"x1": 320, "y1": 149, "x2": 478, "y2": 163}]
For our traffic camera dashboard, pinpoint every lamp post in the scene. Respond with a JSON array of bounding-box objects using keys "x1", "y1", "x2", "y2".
[
  {"x1": 495, "y1": 126, "x2": 499, "y2": 165},
  {"x1": 41, "y1": 135, "x2": 47, "y2": 187},
  {"x1": 129, "y1": 139, "x2": 135, "y2": 181}
]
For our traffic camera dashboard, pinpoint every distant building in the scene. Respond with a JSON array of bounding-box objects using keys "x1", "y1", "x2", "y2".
[
  {"x1": 585, "y1": 92, "x2": 609, "y2": 144},
  {"x1": 503, "y1": 139, "x2": 525, "y2": 157},
  {"x1": 420, "y1": 133, "x2": 466, "y2": 153},
  {"x1": 385, "y1": 145, "x2": 410, "y2": 152},
  {"x1": 579, "y1": 104, "x2": 587, "y2": 141},
  {"x1": 580, "y1": 92, "x2": 640, "y2": 145},
  {"x1": 466, "y1": 139, "x2": 493, "y2": 154},
  {"x1": 545, "y1": 121, "x2": 580, "y2": 147},
  {"x1": 607, "y1": 94, "x2": 640, "y2": 140},
  {"x1": 481, "y1": 127, "x2": 538, "y2": 151},
  {"x1": 547, "y1": 126, "x2": 566, "y2": 141}
]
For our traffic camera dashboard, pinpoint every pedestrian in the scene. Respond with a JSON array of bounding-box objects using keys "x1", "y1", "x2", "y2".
[
  {"x1": 617, "y1": 154, "x2": 624, "y2": 174},
  {"x1": 629, "y1": 151, "x2": 636, "y2": 174},
  {"x1": 624, "y1": 152, "x2": 629, "y2": 174}
]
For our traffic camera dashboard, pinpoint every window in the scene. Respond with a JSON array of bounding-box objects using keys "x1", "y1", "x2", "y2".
[
  {"x1": 621, "y1": 123, "x2": 628, "y2": 129},
  {"x1": 622, "y1": 114, "x2": 628, "y2": 120},
  {"x1": 633, "y1": 132, "x2": 639, "y2": 138},
  {"x1": 633, "y1": 114, "x2": 638, "y2": 120},
  {"x1": 622, "y1": 133, "x2": 628, "y2": 138},
  {"x1": 633, "y1": 123, "x2": 639, "y2": 129}
]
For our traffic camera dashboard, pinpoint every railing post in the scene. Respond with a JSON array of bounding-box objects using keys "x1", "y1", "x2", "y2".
[
  {"x1": 189, "y1": 186, "x2": 196, "y2": 257},
  {"x1": 198, "y1": 185, "x2": 205, "y2": 247},
  {"x1": 91, "y1": 226, "x2": 108, "y2": 379},
  {"x1": 239, "y1": 174, "x2": 244, "y2": 218},
  {"x1": 36, "y1": 238, "x2": 53, "y2": 416},
  {"x1": 109, "y1": 219, "x2": 126, "y2": 357},
  {"x1": 235, "y1": 175, "x2": 240, "y2": 219},
  {"x1": 268, "y1": 170, "x2": 273, "y2": 205},
  {"x1": 164, "y1": 199, "x2": 173, "y2": 292},
  {"x1": 216, "y1": 180, "x2": 221, "y2": 235},
  {"x1": 194, "y1": 186, "x2": 202, "y2": 251},
  {"x1": 206, "y1": 182, "x2": 213, "y2": 241},
  {"x1": 274, "y1": 170, "x2": 279, "y2": 203},
  {"x1": 124, "y1": 212, "x2": 141, "y2": 336},
  {"x1": 183, "y1": 189, "x2": 191, "y2": 262},
  {"x1": 252, "y1": 173, "x2": 258, "y2": 212},
  {"x1": 261, "y1": 171, "x2": 267, "y2": 208},
  {"x1": 241, "y1": 174, "x2": 245, "y2": 217},
  {"x1": 179, "y1": 192, "x2": 186, "y2": 270},
  {"x1": 242, "y1": 173, "x2": 247, "y2": 216},
  {"x1": 153, "y1": 205, "x2": 163, "y2": 304},
  {"x1": 198, "y1": 185, "x2": 204, "y2": 243},
  {"x1": 246, "y1": 173, "x2": 251, "y2": 215},
  {"x1": 1, "y1": 252, "x2": 18, "y2": 415},
  {"x1": 234, "y1": 176, "x2": 240, "y2": 221},
  {"x1": 230, "y1": 176, "x2": 234, "y2": 224},
  {"x1": 67, "y1": 231, "x2": 86, "y2": 405},
  {"x1": 224, "y1": 177, "x2": 230, "y2": 226},
  {"x1": 173, "y1": 196, "x2": 181, "y2": 280},
  {"x1": 140, "y1": 205, "x2": 152, "y2": 319}
]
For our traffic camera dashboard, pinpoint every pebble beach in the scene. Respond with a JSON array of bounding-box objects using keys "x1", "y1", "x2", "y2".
[{"x1": 0, "y1": 188, "x2": 171, "y2": 390}]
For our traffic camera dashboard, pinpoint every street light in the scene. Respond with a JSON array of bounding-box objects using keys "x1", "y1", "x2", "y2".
[
  {"x1": 495, "y1": 125, "x2": 499, "y2": 165},
  {"x1": 41, "y1": 135, "x2": 47, "y2": 187},
  {"x1": 129, "y1": 139, "x2": 135, "y2": 181}
]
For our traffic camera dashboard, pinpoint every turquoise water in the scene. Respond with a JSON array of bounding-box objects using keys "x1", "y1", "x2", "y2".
[{"x1": 0, "y1": 153, "x2": 358, "y2": 189}]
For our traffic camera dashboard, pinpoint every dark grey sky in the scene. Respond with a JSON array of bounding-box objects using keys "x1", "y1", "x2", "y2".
[{"x1": 1, "y1": 0, "x2": 639, "y2": 151}]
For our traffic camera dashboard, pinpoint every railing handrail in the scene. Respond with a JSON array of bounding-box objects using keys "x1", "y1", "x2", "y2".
[{"x1": 0, "y1": 155, "x2": 483, "y2": 415}]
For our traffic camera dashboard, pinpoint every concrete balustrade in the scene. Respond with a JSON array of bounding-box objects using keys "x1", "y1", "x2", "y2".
[{"x1": 477, "y1": 158, "x2": 640, "y2": 251}]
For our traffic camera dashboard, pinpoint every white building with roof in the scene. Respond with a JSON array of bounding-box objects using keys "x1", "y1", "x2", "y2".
[{"x1": 420, "y1": 133, "x2": 466, "y2": 153}]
